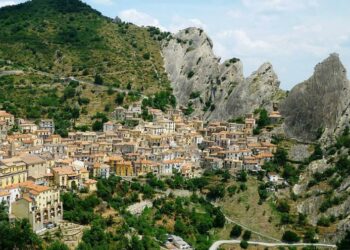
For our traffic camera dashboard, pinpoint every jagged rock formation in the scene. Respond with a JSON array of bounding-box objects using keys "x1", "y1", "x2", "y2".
[
  {"x1": 280, "y1": 53, "x2": 350, "y2": 141},
  {"x1": 162, "y1": 27, "x2": 285, "y2": 120}
]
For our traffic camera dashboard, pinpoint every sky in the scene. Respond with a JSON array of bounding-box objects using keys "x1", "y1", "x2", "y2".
[{"x1": 1, "y1": 0, "x2": 350, "y2": 90}]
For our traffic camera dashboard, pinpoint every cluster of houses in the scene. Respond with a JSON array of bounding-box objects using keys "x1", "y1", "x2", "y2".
[{"x1": 0, "y1": 104, "x2": 282, "y2": 234}]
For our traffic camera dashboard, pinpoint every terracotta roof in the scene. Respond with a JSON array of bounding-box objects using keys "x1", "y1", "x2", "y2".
[
  {"x1": 18, "y1": 181, "x2": 50, "y2": 193},
  {"x1": 20, "y1": 154, "x2": 45, "y2": 165},
  {"x1": 85, "y1": 179, "x2": 97, "y2": 185},
  {"x1": 0, "y1": 110, "x2": 13, "y2": 117},
  {"x1": 52, "y1": 167, "x2": 75, "y2": 175}
]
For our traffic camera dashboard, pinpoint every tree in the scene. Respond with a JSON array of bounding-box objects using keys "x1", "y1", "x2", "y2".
[
  {"x1": 82, "y1": 223, "x2": 108, "y2": 248},
  {"x1": 222, "y1": 170, "x2": 231, "y2": 182},
  {"x1": 258, "y1": 184, "x2": 269, "y2": 201},
  {"x1": 282, "y1": 164, "x2": 299, "y2": 184},
  {"x1": 338, "y1": 230, "x2": 350, "y2": 250},
  {"x1": 94, "y1": 74, "x2": 103, "y2": 85},
  {"x1": 282, "y1": 230, "x2": 300, "y2": 243},
  {"x1": 187, "y1": 70, "x2": 195, "y2": 79},
  {"x1": 174, "y1": 219, "x2": 186, "y2": 235},
  {"x1": 257, "y1": 109, "x2": 270, "y2": 128},
  {"x1": 304, "y1": 228, "x2": 317, "y2": 243},
  {"x1": 276, "y1": 200, "x2": 290, "y2": 213},
  {"x1": 230, "y1": 225, "x2": 242, "y2": 238},
  {"x1": 115, "y1": 92, "x2": 125, "y2": 105},
  {"x1": 274, "y1": 147, "x2": 288, "y2": 166},
  {"x1": 213, "y1": 209, "x2": 225, "y2": 228},
  {"x1": 63, "y1": 86, "x2": 76, "y2": 100},
  {"x1": 0, "y1": 219, "x2": 42, "y2": 250},
  {"x1": 92, "y1": 121, "x2": 103, "y2": 131},
  {"x1": 240, "y1": 240, "x2": 249, "y2": 249},
  {"x1": 242, "y1": 230, "x2": 251, "y2": 241},
  {"x1": 237, "y1": 170, "x2": 247, "y2": 182},
  {"x1": 309, "y1": 144, "x2": 323, "y2": 161},
  {"x1": 47, "y1": 241, "x2": 69, "y2": 250},
  {"x1": 143, "y1": 52, "x2": 150, "y2": 60},
  {"x1": 207, "y1": 185, "x2": 225, "y2": 200}
]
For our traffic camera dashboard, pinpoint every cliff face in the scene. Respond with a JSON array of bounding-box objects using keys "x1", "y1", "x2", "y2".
[
  {"x1": 280, "y1": 53, "x2": 350, "y2": 141},
  {"x1": 209, "y1": 62, "x2": 283, "y2": 120},
  {"x1": 162, "y1": 28, "x2": 285, "y2": 120}
]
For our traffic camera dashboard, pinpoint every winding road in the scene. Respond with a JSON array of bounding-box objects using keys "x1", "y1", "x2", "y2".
[{"x1": 209, "y1": 240, "x2": 337, "y2": 250}]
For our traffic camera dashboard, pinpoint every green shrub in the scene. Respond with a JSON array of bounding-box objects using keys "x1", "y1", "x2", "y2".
[
  {"x1": 94, "y1": 74, "x2": 103, "y2": 85},
  {"x1": 187, "y1": 70, "x2": 195, "y2": 79},
  {"x1": 230, "y1": 225, "x2": 242, "y2": 238},
  {"x1": 242, "y1": 230, "x2": 251, "y2": 241},
  {"x1": 282, "y1": 230, "x2": 300, "y2": 243},
  {"x1": 143, "y1": 52, "x2": 150, "y2": 60},
  {"x1": 189, "y1": 91, "x2": 200, "y2": 99},
  {"x1": 240, "y1": 240, "x2": 248, "y2": 249}
]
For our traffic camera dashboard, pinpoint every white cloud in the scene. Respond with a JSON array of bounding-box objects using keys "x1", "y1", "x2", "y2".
[
  {"x1": 217, "y1": 30, "x2": 271, "y2": 52},
  {"x1": 119, "y1": 9, "x2": 166, "y2": 30},
  {"x1": 241, "y1": 0, "x2": 320, "y2": 12},
  {"x1": 0, "y1": 0, "x2": 18, "y2": 8},
  {"x1": 168, "y1": 16, "x2": 207, "y2": 33}
]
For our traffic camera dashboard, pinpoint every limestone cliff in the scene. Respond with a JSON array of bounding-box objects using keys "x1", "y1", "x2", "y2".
[
  {"x1": 280, "y1": 53, "x2": 350, "y2": 142},
  {"x1": 162, "y1": 27, "x2": 285, "y2": 120}
]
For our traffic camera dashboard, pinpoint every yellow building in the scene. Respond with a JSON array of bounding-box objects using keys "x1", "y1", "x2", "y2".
[
  {"x1": 11, "y1": 181, "x2": 62, "y2": 232},
  {"x1": 84, "y1": 179, "x2": 97, "y2": 192},
  {"x1": 52, "y1": 166, "x2": 91, "y2": 189},
  {"x1": 0, "y1": 157, "x2": 27, "y2": 188},
  {"x1": 115, "y1": 160, "x2": 133, "y2": 176},
  {"x1": 108, "y1": 155, "x2": 123, "y2": 173},
  {"x1": 108, "y1": 156, "x2": 134, "y2": 176},
  {"x1": 52, "y1": 167, "x2": 79, "y2": 189},
  {"x1": 0, "y1": 110, "x2": 14, "y2": 126},
  {"x1": 134, "y1": 159, "x2": 159, "y2": 176}
]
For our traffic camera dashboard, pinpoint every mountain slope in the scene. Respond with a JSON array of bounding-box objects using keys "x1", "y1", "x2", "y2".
[
  {"x1": 0, "y1": 0, "x2": 169, "y2": 92},
  {"x1": 161, "y1": 27, "x2": 285, "y2": 120}
]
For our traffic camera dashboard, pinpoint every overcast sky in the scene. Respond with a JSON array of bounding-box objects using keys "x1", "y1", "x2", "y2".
[{"x1": 1, "y1": 0, "x2": 350, "y2": 90}]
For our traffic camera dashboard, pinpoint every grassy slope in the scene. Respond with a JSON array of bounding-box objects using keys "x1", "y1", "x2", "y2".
[
  {"x1": 0, "y1": 0, "x2": 169, "y2": 92},
  {"x1": 216, "y1": 178, "x2": 283, "y2": 241}
]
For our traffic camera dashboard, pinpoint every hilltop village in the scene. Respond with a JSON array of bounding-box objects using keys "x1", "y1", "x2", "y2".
[{"x1": 0, "y1": 104, "x2": 283, "y2": 248}]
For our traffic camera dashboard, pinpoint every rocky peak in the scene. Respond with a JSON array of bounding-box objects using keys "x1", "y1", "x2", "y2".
[
  {"x1": 247, "y1": 62, "x2": 280, "y2": 88},
  {"x1": 280, "y1": 53, "x2": 350, "y2": 141},
  {"x1": 162, "y1": 28, "x2": 285, "y2": 120},
  {"x1": 161, "y1": 28, "x2": 220, "y2": 107},
  {"x1": 209, "y1": 61, "x2": 283, "y2": 120},
  {"x1": 175, "y1": 27, "x2": 214, "y2": 50}
]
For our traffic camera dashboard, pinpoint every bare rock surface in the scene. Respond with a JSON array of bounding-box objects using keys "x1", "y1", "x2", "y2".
[{"x1": 280, "y1": 53, "x2": 350, "y2": 141}]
